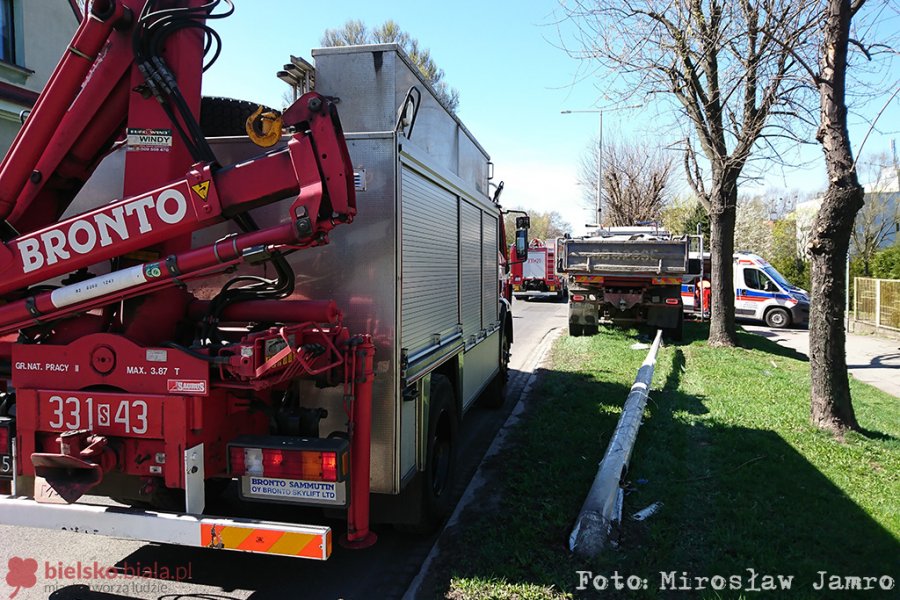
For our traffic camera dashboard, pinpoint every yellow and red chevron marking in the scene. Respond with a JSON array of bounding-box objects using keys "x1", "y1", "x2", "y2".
[
  {"x1": 651, "y1": 277, "x2": 682, "y2": 284},
  {"x1": 200, "y1": 523, "x2": 331, "y2": 559},
  {"x1": 574, "y1": 275, "x2": 604, "y2": 284}
]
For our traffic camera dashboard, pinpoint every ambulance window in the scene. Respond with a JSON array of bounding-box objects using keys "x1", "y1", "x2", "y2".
[
  {"x1": 745, "y1": 269, "x2": 776, "y2": 291},
  {"x1": 744, "y1": 269, "x2": 762, "y2": 289}
]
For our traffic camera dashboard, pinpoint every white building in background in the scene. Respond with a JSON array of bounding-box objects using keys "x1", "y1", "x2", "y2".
[
  {"x1": 860, "y1": 164, "x2": 900, "y2": 250},
  {"x1": 866, "y1": 165, "x2": 900, "y2": 194},
  {"x1": 793, "y1": 162, "x2": 900, "y2": 257},
  {"x1": 0, "y1": 0, "x2": 80, "y2": 152},
  {"x1": 793, "y1": 197, "x2": 821, "y2": 257}
]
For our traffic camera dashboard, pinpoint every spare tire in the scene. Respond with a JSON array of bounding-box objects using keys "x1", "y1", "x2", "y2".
[{"x1": 200, "y1": 97, "x2": 275, "y2": 137}]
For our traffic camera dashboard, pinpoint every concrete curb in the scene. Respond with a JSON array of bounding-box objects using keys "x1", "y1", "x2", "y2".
[{"x1": 402, "y1": 326, "x2": 563, "y2": 600}]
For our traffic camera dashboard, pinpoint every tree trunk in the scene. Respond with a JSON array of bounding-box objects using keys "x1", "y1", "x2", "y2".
[
  {"x1": 707, "y1": 177, "x2": 739, "y2": 347},
  {"x1": 808, "y1": 0, "x2": 863, "y2": 434},
  {"x1": 808, "y1": 189, "x2": 860, "y2": 434}
]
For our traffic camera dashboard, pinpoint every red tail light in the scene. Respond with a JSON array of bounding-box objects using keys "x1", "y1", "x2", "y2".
[
  {"x1": 229, "y1": 446, "x2": 246, "y2": 474},
  {"x1": 665, "y1": 298, "x2": 680, "y2": 305},
  {"x1": 571, "y1": 294, "x2": 585, "y2": 302},
  {"x1": 228, "y1": 436, "x2": 349, "y2": 483},
  {"x1": 322, "y1": 452, "x2": 338, "y2": 481}
]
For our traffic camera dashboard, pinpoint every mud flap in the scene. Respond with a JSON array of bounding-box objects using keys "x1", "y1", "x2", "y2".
[{"x1": 647, "y1": 306, "x2": 679, "y2": 329}]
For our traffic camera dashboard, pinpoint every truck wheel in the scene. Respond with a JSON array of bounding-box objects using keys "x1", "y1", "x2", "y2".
[
  {"x1": 424, "y1": 376, "x2": 458, "y2": 523},
  {"x1": 399, "y1": 375, "x2": 458, "y2": 534},
  {"x1": 765, "y1": 307, "x2": 791, "y2": 329},
  {"x1": 569, "y1": 323, "x2": 584, "y2": 337},
  {"x1": 666, "y1": 310, "x2": 684, "y2": 342},
  {"x1": 481, "y1": 329, "x2": 510, "y2": 409},
  {"x1": 583, "y1": 325, "x2": 599, "y2": 336}
]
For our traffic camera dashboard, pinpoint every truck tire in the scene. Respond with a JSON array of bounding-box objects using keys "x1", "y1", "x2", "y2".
[
  {"x1": 481, "y1": 328, "x2": 510, "y2": 409},
  {"x1": 423, "y1": 375, "x2": 458, "y2": 524},
  {"x1": 583, "y1": 324, "x2": 599, "y2": 336},
  {"x1": 665, "y1": 310, "x2": 684, "y2": 342},
  {"x1": 765, "y1": 307, "x2": 791, "y2": 329},
  {"x1": 569, "y1": 323, "x2": 584, "y2": 337},
  {"x1": 398, "y1": 375, "x2": 459, "y2": 533}
]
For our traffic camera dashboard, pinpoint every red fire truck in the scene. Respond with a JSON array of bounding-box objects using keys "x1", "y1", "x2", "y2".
[
  {"x1": 510, "y1": 239, "x2": 567, "y2": 301},
  {"x1": 0, "y1": 0, "x2": 527, "y2": 561}
]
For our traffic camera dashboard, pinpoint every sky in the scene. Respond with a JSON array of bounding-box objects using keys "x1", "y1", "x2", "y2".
[{"x1": 203, "y1": 0, "x2": 900, "y2": 236}]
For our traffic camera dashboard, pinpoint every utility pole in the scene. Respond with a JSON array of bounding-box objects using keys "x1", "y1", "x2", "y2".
[
  {"x1": 561, "y1": 109, "x2": 604, "y2": 226},
  {"x1": 561, "y1": 105, "x2": 641, "y2": 227}
]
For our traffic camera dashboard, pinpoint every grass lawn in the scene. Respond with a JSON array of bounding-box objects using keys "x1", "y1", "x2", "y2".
[{"x1": 424, "y1": 323, "x2": 899, "y2": 599}]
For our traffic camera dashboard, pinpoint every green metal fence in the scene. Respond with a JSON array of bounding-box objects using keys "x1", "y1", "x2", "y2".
[{"x1": 855, "y1": 277, "x2": 900, "y2": 331}]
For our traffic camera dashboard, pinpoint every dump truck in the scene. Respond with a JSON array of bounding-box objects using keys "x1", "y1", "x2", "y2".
[
  {"x1": 0, "y1": 0, "x2": 526, "y2": 561},
  {"x1": 559, "y1": 228, "x2": 698, "y2": 339},
  {"x1": 509, "y1": 238, "x2": 567, "y2": 301}
]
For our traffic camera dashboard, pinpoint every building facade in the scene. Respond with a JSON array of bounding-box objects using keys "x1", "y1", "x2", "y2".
[
  {"x1": 794, "y1": 163, "x2": 900, "y2": 258},
  {"x1": 0, "y1": 0, "x2": 80, "y2": 153}
]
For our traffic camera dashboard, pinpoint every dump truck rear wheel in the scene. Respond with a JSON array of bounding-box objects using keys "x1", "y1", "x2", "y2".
[
  {"x1": 569, "y1": 323, "x2": 583, "y2": 337},
  {"x1": 665, "y1": 310, "x2": 684, "y2": 341}
]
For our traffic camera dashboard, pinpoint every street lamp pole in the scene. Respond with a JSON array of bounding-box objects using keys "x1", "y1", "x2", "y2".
[
  {"x1": 562, "y1": 105, "x2": 641, "y2": 227},
  {"x1": 597, "y1": 110, "x2": 603, "y2": 226},
  {"x1": 562, "y1": 108, "x2": 604, "y2": 226}
]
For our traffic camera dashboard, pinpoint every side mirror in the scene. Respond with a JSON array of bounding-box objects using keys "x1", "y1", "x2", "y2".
[
  {"x1": 515, "y1": 229, "x2": 528, "y2": 261},
  {"x1": 688, "y1": 258, "x2": 701, "y2": 275}
]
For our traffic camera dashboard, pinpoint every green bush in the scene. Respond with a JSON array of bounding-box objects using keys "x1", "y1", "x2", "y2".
[
  {"x1": 772, "y1": 256, "x2": 810, "y2": 290},
  {"x1": 871, "y1": 243, "x2": 900, "y2": 279},
  {"x1": 768, "y1": 217, "x2": 810, "y2": 290}
]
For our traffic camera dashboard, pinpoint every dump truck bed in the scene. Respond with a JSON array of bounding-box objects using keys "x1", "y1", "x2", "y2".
[{"x1": 560, "y1": 237, "x2": 689, "y2": 276}]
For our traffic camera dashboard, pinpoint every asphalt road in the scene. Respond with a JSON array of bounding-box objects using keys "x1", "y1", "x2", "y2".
[{"x1": 0, "y1": 298, "x2": 568, "y2": 600}]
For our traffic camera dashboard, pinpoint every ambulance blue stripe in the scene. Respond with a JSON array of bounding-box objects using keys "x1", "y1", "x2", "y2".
[{"x1": 740, "y1": 289, "x2": 792, "y2": 301}]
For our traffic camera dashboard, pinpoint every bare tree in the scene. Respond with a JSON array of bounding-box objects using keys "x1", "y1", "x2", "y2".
[
  {"x1": 321, "y1": 20, "x2": 460, "y2": 112},
  {"x1": 561, "y1": 0, "x2": 817, "y2": 346},
  {"x1": 503, "y1": 209, "x2": 571, "y2": 246},
  {"x1": 321, "y1": 19, "x2": 369, "y2": 46},
  {"x1": 578, "y1": 136, "x2": 674, "y2": 226},
  {"x1": 734, "y1": 196, "x2": 775, "y2": 256}
]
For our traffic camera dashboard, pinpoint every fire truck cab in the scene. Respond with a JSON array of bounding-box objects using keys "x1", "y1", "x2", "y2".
[{"x1": 510, "y1": 238, "x2": 567, "y2": 301}]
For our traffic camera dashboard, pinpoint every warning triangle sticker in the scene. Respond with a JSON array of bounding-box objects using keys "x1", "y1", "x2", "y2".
[{"x1": 192, "y1": 180, "x2": 210, "y2": 200}]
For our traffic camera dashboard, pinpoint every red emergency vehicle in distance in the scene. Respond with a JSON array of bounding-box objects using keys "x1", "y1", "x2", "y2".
[{"x1": 509, "y1": 238, "x2": 568, "y2": 301}]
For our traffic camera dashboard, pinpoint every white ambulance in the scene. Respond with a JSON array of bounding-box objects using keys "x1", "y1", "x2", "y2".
[{"x1": 683, "y1": 252, "x2": 810, "y2": 328}]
